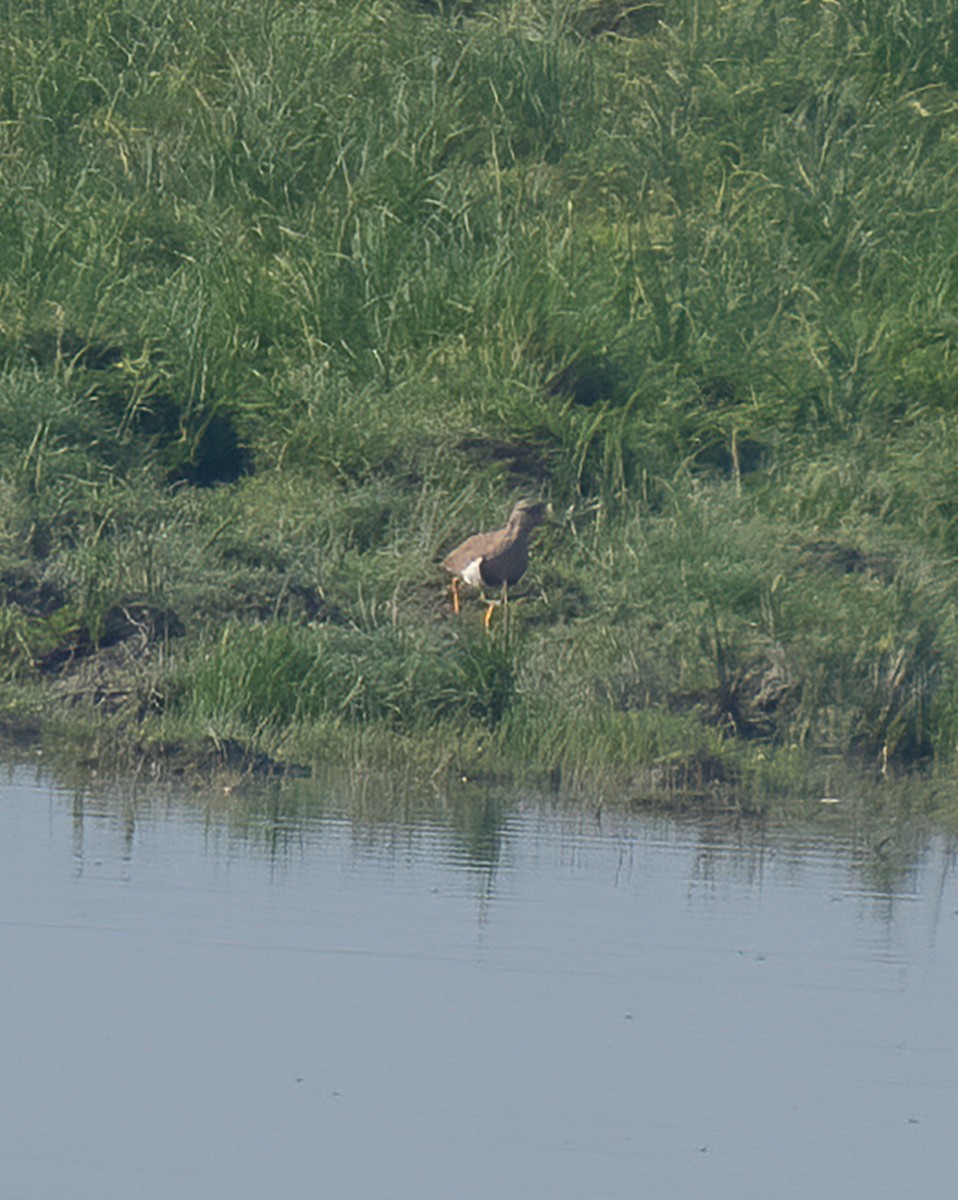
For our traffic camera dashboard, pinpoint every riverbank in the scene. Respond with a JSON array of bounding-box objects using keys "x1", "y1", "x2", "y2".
[{"x1": 3, "y1": 2, "x2": 958, "y2": 799}]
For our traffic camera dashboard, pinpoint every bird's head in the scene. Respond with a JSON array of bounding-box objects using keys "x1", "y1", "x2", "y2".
[{"x1": 508, "y1": 498, "x2": 550, "y2": 530}]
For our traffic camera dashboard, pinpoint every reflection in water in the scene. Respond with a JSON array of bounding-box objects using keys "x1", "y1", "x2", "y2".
[
  {"x1": 35, "y1": 749, "x2": 949, "y2": 895},
  {"x1": 2, "y1": 763, "x2": 957, "y2": 1200},
  {"x1": 17, "y1": 754, "x2": 957, "y2": 956},
  {"x1": 49, "y1": 763, "x2": 958, "y2": 935}
]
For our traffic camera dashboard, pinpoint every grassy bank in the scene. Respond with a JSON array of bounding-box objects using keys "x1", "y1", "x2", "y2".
[{"x1": 3, "y1": 0, "x2": 958, "y2": 797}]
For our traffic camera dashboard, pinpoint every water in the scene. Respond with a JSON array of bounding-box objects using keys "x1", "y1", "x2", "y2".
[{"x1": 1, "y1": 765, "x2": 956, "y2": 1199}]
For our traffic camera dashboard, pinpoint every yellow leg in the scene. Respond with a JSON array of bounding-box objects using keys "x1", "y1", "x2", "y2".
[
  {"x1": 483, "y1": 583, "x2": 507, "y2": 632},
  {"x1": 451, "y1": 577, "x2": 461, "y2": 615}
]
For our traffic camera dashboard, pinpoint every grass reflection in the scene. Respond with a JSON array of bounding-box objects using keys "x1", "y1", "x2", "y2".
[{"x1": 20, "y1": 742, "x2": 956, "y2": 906}]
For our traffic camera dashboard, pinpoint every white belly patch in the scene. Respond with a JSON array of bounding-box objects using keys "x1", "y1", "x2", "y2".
[{"x1": 460, "y1": 558, "x2": 485, "y2": 588}]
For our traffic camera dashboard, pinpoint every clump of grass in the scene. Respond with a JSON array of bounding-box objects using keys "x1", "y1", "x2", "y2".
[
  {"x1": 168, "y1": 616, "x2": 525, "y2": 748},
  {"x1": 0, "y1": 604, "x2": 36, "y2": 679}
]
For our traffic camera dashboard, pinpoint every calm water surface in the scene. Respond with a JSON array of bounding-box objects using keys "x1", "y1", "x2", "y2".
[{"x1": 1, "y1": 765, "x2": 956, "y2": 1199}]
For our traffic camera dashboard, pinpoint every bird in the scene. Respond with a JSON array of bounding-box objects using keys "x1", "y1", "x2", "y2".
[{"x1": 442, "y1": 498, "x2": 549, "y2": 628}]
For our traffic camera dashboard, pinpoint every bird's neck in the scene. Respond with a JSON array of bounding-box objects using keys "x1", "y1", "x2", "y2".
[{"x1": 504, "y1": 518, "x2": 535, "y2": 546}]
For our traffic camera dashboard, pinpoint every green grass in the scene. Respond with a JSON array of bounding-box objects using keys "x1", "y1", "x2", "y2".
[{"x1": 3, "y1": 0, "x2": 958, "y2": 796}]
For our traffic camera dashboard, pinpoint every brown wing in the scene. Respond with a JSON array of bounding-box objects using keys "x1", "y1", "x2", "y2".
[{"x1": 443, "y1": 530, "x2": 497, "y2": 577}]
